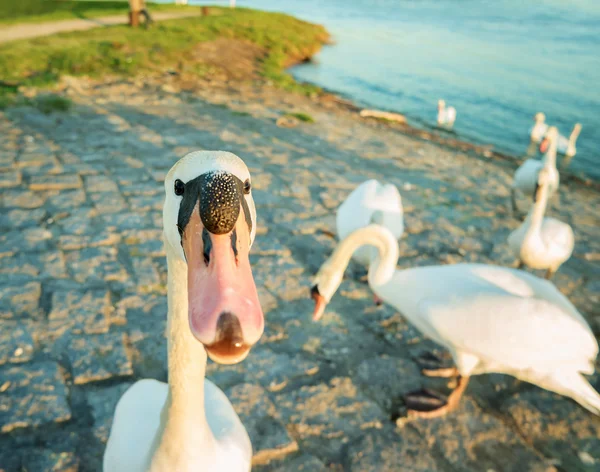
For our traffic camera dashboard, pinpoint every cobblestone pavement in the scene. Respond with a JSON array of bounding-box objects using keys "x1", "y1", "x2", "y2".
[{"x1": 0, "y1": 78, "x2": 599, "y2": 471}]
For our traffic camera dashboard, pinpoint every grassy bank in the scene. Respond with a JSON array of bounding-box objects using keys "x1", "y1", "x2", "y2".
[
  {"x1": 0, "y1": 7, "x2": 329, "y2": 108},
  {"x1": 0, "y1": 0, "x2": 186, "y2": 25}
]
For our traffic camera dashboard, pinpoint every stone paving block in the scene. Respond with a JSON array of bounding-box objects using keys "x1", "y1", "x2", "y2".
[
  {"x1": 277, "y1": 377, "x2": 387, "y2": 458},
  {"x1": 120, "y1": 181, "x2": 161, "y2": 196},
  {"x1": 56, "y1": 207, "x2": 97, "y2": 235},
  {"x1": 89, "y1": 191, "x2": 128, "y2": 214},
  {"x1": 406, "y1": 397, "x2": 557, "y2": 472},
  {"x1": 501, "y1": 388, "x2": 600, "y2": 471},
  {"x1": 101, "y1": 212, "x2": 151, "y2": 231},
  {"x1": 355, "y1": 355, "x2": 422, "y2": 415},
  {"x1": 67, "y1": 332, "x2": 133, "y2": 384},
  {"x1": 254, "y1": 256, "x2": 306, "y2": 302},
  {"x1": 0, "y1": 228, "x2": 52, "y2": 256},
  {"x1": 58, "y1": 231, "x2": 121, "y2": 251},
  {"x1": 48, "y1": 289, "x2": 111, "y2": 335},
  {"x1": 0, "y1": 321, "x2": 34, "y2": 365},
  {"x1": 131, "y1": 257, "x2": 162, "y2": 292},
  {"x1": 16, "y1": 152, "x2": 54, "y2": 168},
  {"x1": 87, "y1": 382, "x2": 133, "y2": 443},
  {"x1": 29, "y1": 174, "x2": 82, "y2": 191},
  {"x1": 128, "y1": 194, "x2": 163, "y2": 212},
  {"x1": 0, "y1": 170, "x2": 22, "y2": 188},
  {"x1": 46, "y1": 189, "x2": 87, "y2": 210},
  {"x1": 2, "y1": 189, "x2": 45, "y2": 209},
  {"x1": 227, "y1": 383, "x2": 299, "y2": 466},
  {"x1": 0, "y1": 361, "x2": 71, "y2": 433},
  {"x1": 0, "y1": 208, "x2": 47, "y2": 230},
  {"x1": 65, "y1": 247, "x2": 129, "y2": 286},
  {"x1": 0, "y1": 281, "x2": 42, "y2": 320},
  {"x1": 21, "y1": 449, "x2": 78, "y2": 472},
  {"x1": 1, "y1": 251, "x2": 68, "y2": 279},
  {"x1": 208, "y1": 347, "x2": 318, "y2": 393},
  {"x1": 84, "y1": 175, "x2": 119, "y2": 193},
  {"x1": 346, "y1": 426, "x2": 438, "y2": 472}
]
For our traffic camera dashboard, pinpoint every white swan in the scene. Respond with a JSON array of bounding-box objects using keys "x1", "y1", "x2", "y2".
[
  {"x1": 508, "y1": 166, "x2": 574, "y2": 279},
  {"x1": 555, "y1": 123, "x2": 582, "y2": 158},
  {"x1": 529, "y1": 112, "x2": 548, "y2": 143},
  {"x1": 310, "y1": 224, "x2": 600, "y2": 418},
  {"x1": 437, "y1": 99, "x2": 456, "y2": 127},
  {"x1": 511, "y1": 126, "x2": 560, "y2": 215},
  {"x1": 336, "y1": 179, "x2": 404, "y2": 267},
  {"x1": 104, "y1": 151, "x2": 264, "y2": 471}
]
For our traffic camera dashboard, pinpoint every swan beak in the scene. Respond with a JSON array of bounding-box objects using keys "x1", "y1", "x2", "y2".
[
  {"x1": 540, "y1": 137, "x2": 549, "y2": 153},
  {"x1": 311, "y1": 285, "x2": 326, "y2": 321},
  {"x1": 183, "y1": 211, "x2": 264, "y2": 365}
]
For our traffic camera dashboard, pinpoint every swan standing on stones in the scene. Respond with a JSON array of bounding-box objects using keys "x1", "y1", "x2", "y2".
[
  {"x1": 437, "y1": 99, "x2": 456, "y2": 127},
  {"x1": 508, "y1": 166, "x2": 574, "y2": 279},
  {"x1": 511, "y1": 126, "x2": 560, "y2": 215},
  {"x1": 336, "y1": 179, "x2": 404, "y2": 267},
  {"x1": 310, "y1": 224, "x2": 600, "y2": 418},
  {"x1": 555, "y1": 123, "x2": 582, "y2": 158},
  {"x1": 104, "y1": 151, "x2": 264, "y2": 471},
  {"x1": 529, "y1": 112, "x2": 548, "y2": 143}
]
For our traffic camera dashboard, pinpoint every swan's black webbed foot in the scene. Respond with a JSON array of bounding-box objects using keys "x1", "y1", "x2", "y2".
[{"x1": 404, "y1": 388, "x2": 448, "y2": 413}]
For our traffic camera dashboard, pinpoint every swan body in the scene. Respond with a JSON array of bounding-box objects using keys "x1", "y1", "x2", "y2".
[
  {"x1": 529, "y1": 112, "x2": 548, "y2": 143},
  {"x1": 311, "y1": 225, "x2": 600, "y2": 416},
  {"x1": 336, "y1": 179, "x2": 403, "y2": 266},
  {"x1": 437, "y1": 99, "x2": 456, "y2": 127},
  {"x1": 556, "y1": 123, "x2": 582, "y2": 157},
  {"x1": 508, "y1": 166, "x2": 574, "y2": 278},
  {"x1": 511, "y1": 126, "x2": 559, "y2": 214},
  {"x1": 104, "y1": 151, "x2": 264, "y2": 471}
]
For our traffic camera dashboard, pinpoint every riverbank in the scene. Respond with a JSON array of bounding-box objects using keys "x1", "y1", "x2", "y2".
[{"x1": 0, "y1": 8, "x2": 599, "y2": 471}]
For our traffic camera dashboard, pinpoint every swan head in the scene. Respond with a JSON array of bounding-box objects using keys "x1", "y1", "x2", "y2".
[
  {"x1": 310, "y1": 257, "x2": 344, "y2": 322},
  {"x1": 540, "y1": 126, "x2": 558, "y2": 153},
  {"x1": 163, "y1": 151, "x2": 263, "y2": 365},
  {"x1": 438, "y1": 99, "x2": 445, "y2": 110},
  {"x1": 534, "y1": 112, "x2": 546, "y2": 123}
]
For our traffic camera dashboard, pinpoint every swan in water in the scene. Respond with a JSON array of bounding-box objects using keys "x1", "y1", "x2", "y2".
[
  {"x1": 336, "y1": 179, "x2": 404, "y2": 267},
  {"x1": 508, "y1": 166, "x2": 574, "y2": 280},
  {"x1": 529, "y1": 112, "x2": 548, "y2": 143},
  {"x1": 437, "y1": 99, "x2": 456, "y2": 127},
  {"x1": 511, "y1": 126, "x2": 559, "y2": 216},
  {"x1": 310, "y1": 224, "x2": 600, "y2": 418},
  {"x1": 554, "y1": 123, "x2": 582, "y2": 158},
  {"x1": 104, "y1": 151, "x2": 264, "y2": 471}
]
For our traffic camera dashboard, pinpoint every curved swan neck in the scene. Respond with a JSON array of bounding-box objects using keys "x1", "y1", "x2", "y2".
[
  {"x1": 543, "y1": 135, "x2": 558, "y2": 168},
  {"x1": 569, "y1": 124, "x2": 581, "y2": 145},
  {"x1": 334, "y1": 225, "x2": 399, "y2": 288}
]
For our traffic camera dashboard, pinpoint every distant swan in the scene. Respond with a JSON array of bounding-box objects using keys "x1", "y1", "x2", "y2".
[
  {"x1": 311, "y1": 224, "x2": 600, "y2": 418},
  {"x1": 529, "y1": 112, "x2": 548, "y2": 143},
  {"x1": 437, "y1": 100, "x2": 456, "y2": 127},
  {"x1": 508, "y1": 166, "x2": 574, "y2": 279},
  {"x1": 511, "y1": 126, "x2": 559, "y2": 215}
]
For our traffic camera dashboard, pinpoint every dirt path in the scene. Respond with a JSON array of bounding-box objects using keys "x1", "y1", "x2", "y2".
[{"x1": 0, "y1": 11, "x2": 200, "y2": 44}]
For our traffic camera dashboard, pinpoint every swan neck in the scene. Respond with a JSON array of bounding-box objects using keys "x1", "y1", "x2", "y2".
[
  {"x1": 569, "y1": 125, "x2": 581, "y2": 145},
  {"x1": 524, "y1": 180, "x2": 549, "y2": 241},
  {"x1": 543, "y1": 138, "x2": 558, "y2": 167},
  {"x1": 333, "y1": 225, "x2": 398, "y2": 288},
  {"x1": 152, "y1": 244, "x2": 213, "y2": 461}
]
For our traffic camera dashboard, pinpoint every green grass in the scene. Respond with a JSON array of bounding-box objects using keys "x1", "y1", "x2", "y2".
[
  {"x1": 0, "y1": 90, "x2": 72, "y2": 112},
  {"x1": 0, "y1": 0, "x2": 188, "y2": 25},
  {"x1": 285, "y1": 112, "x2": 315, "y2": 123},
  {"x1": 0, "y1": 7, "x2": 329, "y2": 105}
]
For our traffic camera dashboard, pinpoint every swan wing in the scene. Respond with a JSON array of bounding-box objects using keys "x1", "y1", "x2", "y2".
[
  {"x1": 103, "y1": 379, "x2": 168, "y2": 472},
  {"x1": 541, "y1": 218, "x2": 574, "y2": 253},
  {"x1": 336, "y1": 180, "x2": 380, "y2": 240},
  {"x1": 513, "y1": 159, "x2": 541, "y2": 193},
  {"x1": 413, "y1": 266, "x2": 597, "y2": 372}
]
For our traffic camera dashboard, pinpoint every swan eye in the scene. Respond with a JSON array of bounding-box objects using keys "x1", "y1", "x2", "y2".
[
  {"x1": 243, "y1": 179, "x2": 251, "y2": 194},
  {"x1": 174, "y1": 179, "x2": 185, "y2": 196}
]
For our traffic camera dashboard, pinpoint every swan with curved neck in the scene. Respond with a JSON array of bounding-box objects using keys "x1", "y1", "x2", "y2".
[
  {"x1": 104, "y1": 151, "x2": 264, "y2": 471},
  {"x1": 553, "y1": 123, "x2": 582, "y2": 158},
  {"x1": 311, "y1": 225, "x2": 600, "y2": 418},
  {"x1": 437, "y1": 99, "x2": 456, "y2": 127},
  {"x1": 511, "y1": 126, "x2": 560, "y2": 216},
  {"x1": 529, "y1": 112, "x2": 548, "y2": 143},
  {"x1": 508, "y1": 165, "x2": 574, "y2": 279}
]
